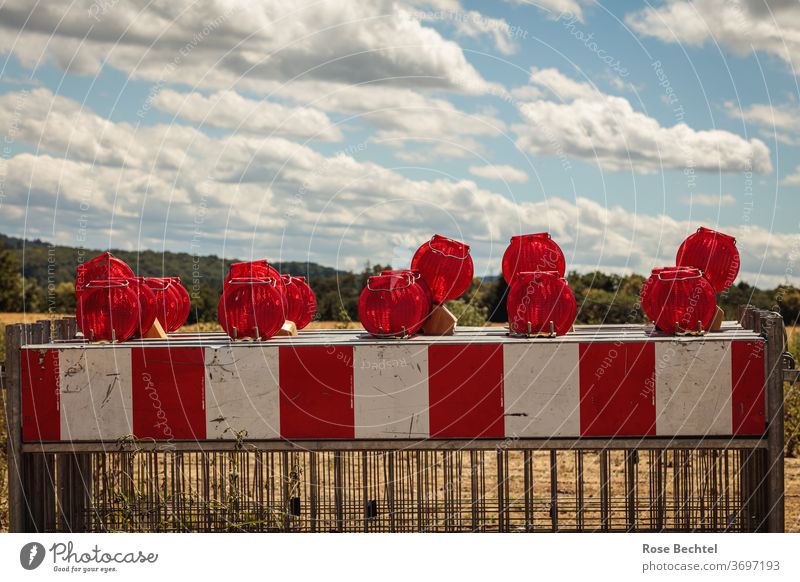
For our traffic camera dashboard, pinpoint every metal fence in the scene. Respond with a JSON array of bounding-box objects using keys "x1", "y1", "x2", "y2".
[
  {"x1": 16, "y1": 446, "x2": 767, "y2": 533},
  {"x1": 2, "y1": 306, "x2": 789, "y2": 532}
]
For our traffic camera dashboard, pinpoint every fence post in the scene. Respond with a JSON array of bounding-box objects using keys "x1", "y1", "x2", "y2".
[
  {"x1": 4, "y1": 324, "x2": 24, "y2": 532},
  {"x1": 762, "y1": 310, "x2": 785, "y2": 532}
]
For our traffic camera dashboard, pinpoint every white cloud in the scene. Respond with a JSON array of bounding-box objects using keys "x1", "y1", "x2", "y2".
[
  {"x1": 0, "y1": 88, "x2": 794, "y2": 286},
  {"x1": 469, "y1": 164, "x2": 529, "y2": 183},
  {"x1": 0, "y1": 0, "x2": 493, "y2": 93},
  {"x1": 724, "y1": 100, "x2": 800, "y2": 144},
  {"x1": 625, "y1": 0, "x2": 800, "y2": 65},
  {"x1": 512, "y1": 67, "x2": 773, "y2": 174},
  {"x1": 267, "y1": 80, "x2": 507, "y2": 159},
  {"x1": 444, "y1": 10, "x2": 521, "y2": 55},
  {"x1": 152, "y1": 90, "x2": 342, "y2": 141},
  {"x1": 680, "y1": 192, "x2": 736, "y2": 206},
  {"x1": 782, "y1": 166, "x2": 800, "y2": 185},
  {"x1": 506, "y1": 0, "x2": 585, "y2": 22}
]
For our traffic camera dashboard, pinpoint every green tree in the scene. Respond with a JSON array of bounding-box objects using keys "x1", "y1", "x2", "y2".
[
  {"x1": 445, "y1": 299, "x2": 488, "y2": 326},
  {"x1": 53, "y1": 281, "x2": 77, "y2": 313},
  {"x1": 0, "y1": 250, "x2": 25, "y2": 311}
]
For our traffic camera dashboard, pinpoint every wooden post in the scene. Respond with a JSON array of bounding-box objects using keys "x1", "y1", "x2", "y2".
[
  {"x1": 762, "y1": 310, "x2": 785, "y2": 532},
  {"x1": 4, "y1": 323, "x2": 24, "y2": 532}
]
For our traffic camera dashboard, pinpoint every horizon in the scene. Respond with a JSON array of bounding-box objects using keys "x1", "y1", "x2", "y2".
[
  {"x1": 3, "y1": 230, "x2": 794, "y2": 290},
  {"x1": 1, "y1": 1, "x2": 798, "y2": 289}
]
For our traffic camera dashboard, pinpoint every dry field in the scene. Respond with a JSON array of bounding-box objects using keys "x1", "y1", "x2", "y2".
[{"x1": 0, "y1": 314, "x2": 798, "y2": 532}]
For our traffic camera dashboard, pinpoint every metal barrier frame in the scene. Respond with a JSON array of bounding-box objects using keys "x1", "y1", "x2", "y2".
[{"x1": 1, "y1": 306, "x2": 788, "y2": 532}]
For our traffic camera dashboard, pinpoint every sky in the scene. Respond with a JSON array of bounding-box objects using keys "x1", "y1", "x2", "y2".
[{"x1": 0, "y1": 0, "x2": 798, "y2": 287}]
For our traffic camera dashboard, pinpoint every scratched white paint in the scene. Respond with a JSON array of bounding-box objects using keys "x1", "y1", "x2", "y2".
[
  {"x1": 503, "y1": 343, "x2": 580, "y2": 437},
  {"x1": 204, "y1": 346, "x2": 281, "y2": 439},
  {"x1": 655, "y1": 342, "x2": 732, "y2": 436},
  {"x1": 59, "y1": 348, "x2": 133, "y2": 440},
  {"x1": 353, "y1": 344, "x2": 429, "y2": 438}
]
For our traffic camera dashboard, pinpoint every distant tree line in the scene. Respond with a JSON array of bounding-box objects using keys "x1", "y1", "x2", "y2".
[{"x1": 1, "y1": 234, "x2": 798, "y2": 327}]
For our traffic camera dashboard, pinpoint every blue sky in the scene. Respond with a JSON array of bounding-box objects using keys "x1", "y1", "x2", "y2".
[{"x1": 0, "y1": 0, "x2": 798, "y2": 286}]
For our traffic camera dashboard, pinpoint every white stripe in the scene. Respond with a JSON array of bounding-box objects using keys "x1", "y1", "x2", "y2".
[
  {"x1": 655, "y1": 341, "x2": 733, "y2": 436},
  {"x1": 503, "y1": 343, "x2": 580, "y2": 437},
  {"x1": 204, "y1": 346, "x2": 281, "y2": 439},
  {"x1": 353, "y1": 345, "x2": 429, "y2": 438},
  {"x1": 59, "y1": 347, "x2": 133, "y2": 440}
]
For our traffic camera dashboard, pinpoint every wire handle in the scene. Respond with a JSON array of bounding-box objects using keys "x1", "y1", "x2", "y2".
[
  {"x1": 85, "y1": 279, "x2": 130, "y2": 289},
  {"x1": 367, "y1": 275, "x2": 413, "y2": 292},
  {"x1": 228, "y1": 277, "x2": 278, "y2": 286},
  {"x1": 656, "y1": 271, "x2": 704, "y2": 282},
  {"x1": 696, "y1": 226, "x2": 737, "y2": 246},
  {"x1": 427, "y1": 238, "x2": 470, "y2": 260},
  {"x1": 146, "y1": 279, "x2": 174, "y2": 291}
]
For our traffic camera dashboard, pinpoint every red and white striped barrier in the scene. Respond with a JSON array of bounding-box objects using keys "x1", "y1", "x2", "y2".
[{"x1": 20, "y1": 327, "x2": 765, "y2": 442}]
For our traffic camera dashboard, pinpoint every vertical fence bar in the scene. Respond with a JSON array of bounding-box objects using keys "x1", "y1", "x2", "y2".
[
  {"x1": 762, "y1": 311, "x2": 785, "y2": 532},
  {"x1": 523, "y1": 450, "x2": 533, "y2": 531},
  {"x1": 599, "y1": 450, "x2": 609, "y2": 531},
  {"x1": 549, "y1": 451, "x2": 558, "y2": 531},
  {"x1": 334, "y1": 451, "x2": 343, "y2": 532}
]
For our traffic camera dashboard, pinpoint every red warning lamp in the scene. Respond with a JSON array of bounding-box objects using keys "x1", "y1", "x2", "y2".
[
  {"x1": 676, "y1": 227, "x2": 740, "y2": 292},
  {"x1": 168, "y1": 277, "x2": 191, "y2": 331},
  {"x1": 381, "y1": 269, "x2": 434, "y2": 307},
  {"x1": 358, "y1": 274, "x2": 430, "y2": 338},
  {"x1": 218, "y1": 277, "x2": 284, "y2": 340},
  {"x1": 281, "y1": 275, "x2": 317, "y2": 330},
  {"x1": 410, "y1": 235, "x2": 474, "y2": 304},
  {"x1": 76, "y1": 279, "x2": 140, "y2": 342},
  {"x1": 129, "y1": 277, "x2": 157, "y2": 337},
  {"x1": 641, "y1": 266, "x2": 697, "y2": 320},
  {"x1": 226, "y1": 260, "x2": 287, "y2": 309},
  {"x1": 506, "y1": 271, "x2": 576, "y2": 336},
  {"x1": 642, "y1": 267, "x2": 717, "y2": 334},
  {"x1": 502, "y1": 233, "x2": 566, "y2": 281},
  {"x1": 144, "y1": 277, "x2": 186, "y2": 333},
  {"x1": 75, "y1": 252, "x2": 134, "y2": 296}
]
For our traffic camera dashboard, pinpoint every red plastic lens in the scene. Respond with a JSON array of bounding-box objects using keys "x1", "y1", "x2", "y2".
[
  {"x1": 129, "y1": 277, "x2": 157, "y2": 337},
  {"x1": 358, "y1": 274, "x2": 431, "y2": 337},
  {"x1": 506, "y1": 271, "x2": 576, "y2": 336},
  {"x1": 75, "y1": 252, "x2": 134, "y2": 296},
  {"x1": 676, "y1": 227, "x2": 740, "y2": 292},
  {"x1": 168, "y1": 277, "x2": 191, "y2": 331},
  {"x1": 502, "y1": 233, "x2": 566, "y2": 281},
  {"x1": 641, "y1": 267, "x2": 717, "y2": 333},
  {"x1": 76, "y1": 278, "x2": 140, "y2": 342},
  {"x1": 144, "y1": 277, "x2": 185, "y2": 332},
  {"x1": 218, "y1": 278, "x2": 284, "y2": 339},
  {"x1": 641, "y1": 266, "x2": 699, "y2": 320},
  {"x1": 281, "y1": 275, "x2": 317, "y2": 330},
  {"x1": 381, "y1": 269, "x2": 434, "y2": 306},
  {"x1": 410, "y1": 235, "x2": 474, "y2": 304},
  {"x1": 226, "y1": 260, "x2": 286, "y2": 311}
]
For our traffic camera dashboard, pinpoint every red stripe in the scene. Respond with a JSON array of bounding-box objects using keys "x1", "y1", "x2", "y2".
[
  {"x1": 428, "y1": 344, "x2": 504, "y2": 438},
  {"x1": 132, "y1": 347, "x2": 206, "y2": 440},
  {"x1": 731, "y1": 340, "x2": 766, "y2": 435},
  {"x1": 579, "y1": 342, "x2": 656, "y2": 437},
  {"x1": 279, "y1": 345, "x2": 354, "y2": 439},
  {"x1": 21, "y1": 349, "x2": 60, "y2": 441}
]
